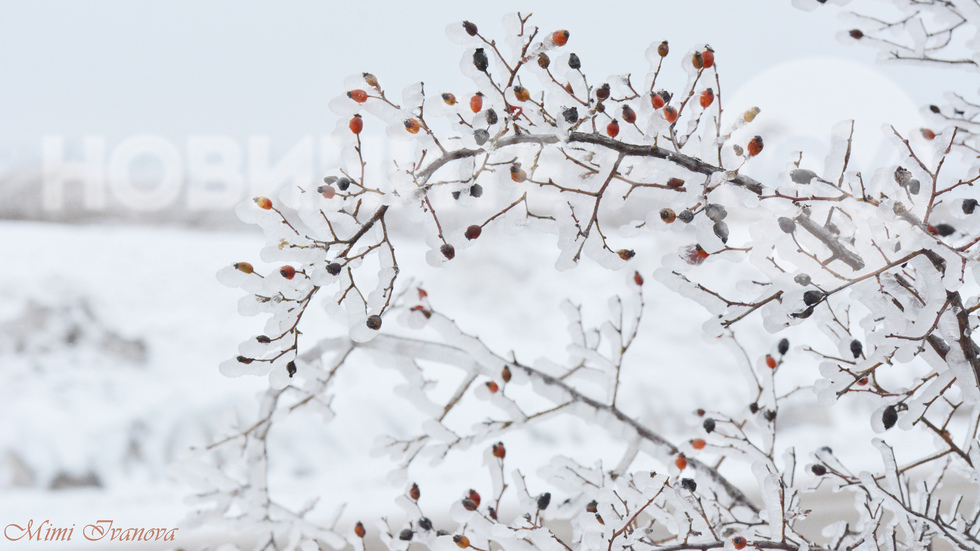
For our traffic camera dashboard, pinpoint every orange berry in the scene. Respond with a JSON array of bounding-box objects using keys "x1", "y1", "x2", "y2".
[
  {"x1": 410, "y1": 482, "x2": 420, "y2": 501},
  {"x1": 699, "y1": 88, "x2": 714, "y2": 109},
  {"x1": 701, "y1": 48, "x2": 715, "y2": 68},
  {"x1": 660, "y1": 208, "x2": 676, "y2": 223},
  {"x1": 486, "y1": 381, "x2": 499, "y2": 393},
  {"x1": 857, "y1": 377, "x2": 869, "y2": 386},
  {"x1": 732, "y1": 537, "x2": 747, "y2": 550},
  {"x1": 349, "y1": 114, "x2": 363, "y2": 134},
  {"x1": 454, "y1": 535, "x2": 470, "y2": 548},
  {"x1": 617, "y1": 249, "x2": 635, "y2": 261},
  {"x1": 404, "y1": 118, "x2": 421, "y2": 134},
  {"x1": 747, "y1": 135, "x2": 764, "y2": 157},
  {"x1": 501, "y1": 365, "x2": 512, "y2": 382},
  {"x1": 663, "y1": 105, "x2": 678, "y2": 123},
  {"x1": 468, "y1": 489, "x2": 481, "y2": 507},
  {"x1": 622, "y1": 104, "x2": 636, "y2": 124},
  {"x1": 667, "y1": 177, "x2": 685, "y2": 189},
  {"x1": 442, "y1": 92, "x2": 457, "y2": 105},
  {"x1": 347, "y1": 89, "x2": 368, "y2": 103},
  {"x1": 492, "y1": 442, "x2": 506, "y2": 458},
  {"x1": 921, "y1": 128, "x2": 936, "y2": 140},
  {"x1": 513, "y1": 85, "x2": 530, "y2": 102},
  {"x1": 510, "y1": 163, "x2": 527, "y2": 182},
  {"x1": 650, "y1": 92, "x2": 665, "y2": 110},
  {"x1": 254, "y1": 196, "x2": 273, "y2": 210},
  {"x1": 234, "y1": 262, "x2": 254, "y2": 274},
  {"x1": 607, "y1": 119, "x2": 620, "y2": 138},
  {"x1": 551, "y1": 30, "x2": 569, "y2": 47},
  {"x1": 692, "y1": 52, "x2": 704, "y2": 70},
  {"x1": 657, "y1": 40, "x2": 669, "y2": 57},
  {"x1": 697, "y1": 246, "x2": 710, "y2": 259},
  {"x1": 691, "y1": 438, "x2": 706, "y2": 450},
  {"x1": 362, "y1": 72, "x2": 379, "y2": 89},
  {"x1": 354, "y1": 521, "x2": 366, "y2": 538},
  {"x1": 675, "y1": 454, "x2": 688, "y2": 470},
  {"x1": 470, "y1": 92, "x2": 483, "y2": 113},
  {"x1": 765, "y1": 354, "x2": 777, "y2": 369},
  {"x1": 279, "y1": 265, "x2": 296, "y2": 280}
]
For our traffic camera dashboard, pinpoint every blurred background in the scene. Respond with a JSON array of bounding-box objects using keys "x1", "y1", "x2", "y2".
[{"x1": 0, "y1": 1, "x2": 951, "y2": 548}]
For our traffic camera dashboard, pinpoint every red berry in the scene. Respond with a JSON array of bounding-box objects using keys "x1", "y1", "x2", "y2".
[
  {"x1": 765, "y1": 354, "x2": 777, "y2": 369},
  {"x1": 354, "y1": 521, "x2": 366, "y2": 538},
  {"x1": 691, "y1": 438, "x2": 706, "y2": 450},
  {"x1": 551, "y1": 30, "x2": 569, "y2": 47},
  {"x1": 347, "y1": 89, "x2": 368, "y2": 103},
  {"x1": 279, "y1": 265, "x2": 296, "y2": 279},
  {"x1": 633, "y1": 271, "x2": 644, "y2": 286},
  {"x1": 849, "y1": 29, "x2": 864, "y2": 40},
  {"x1": 733, "y1": 537, "x2": 747, "y2": 550},
  {"x1": 510, "y1": 163, "x2": 527, "y2": 182},
  {"x1": 699, "y1": 88, "x2": 714, "y2": 109},
  {"x1": 650, "y1": 91, "x2": 665, "y2": 110},
  {"x1": 596, "y1": 83, "x2": 610, "y2": 101},
  {"x1": 701, "y1": 48, "x2": 715, "y2": 68},
  {"x1": 663, "y1": 105, "x2": 678, "y2": 123},
  {"x1": 462, "y1": 20, "x2": 478, "y2": 36},
  {"x1": 501, "y1": 365, "x2": 512, "y2": 382},
  {"x1": 486, "y1": 381, "x2": 499, "y2": 393},
  {"x1": 667, "y1": 177, "x2": 685, "y2": 189},
  {"x1": 254, "y1": 196, "x2": 273, "y2": 210},
  {"x1": 921, "y1": 128, "x2": 936, "y2": 140},
  {"x1": 441, "y1": 243, "x2": 455, "y2": 259},
  {"x1": 492, "y1": 442, "x2": 506, "y2": 458},
  {"x1": 607, "y1": 119, "x2": 620, "y2": 138},
  {"x1": 470, "y1": 93, "x2": 483, "y2": 113},
  {"x1": 410, "y1": 482, "x2": 420, "y2": 501},
  {"x1": 468, "y1": 489, "x2": 481, "y2": 507},
  {"x1": 404, "y1": 118, "x2": 421, "y2": 134},
  {"x1": 675, "y1": 454, "x2": 688, "y2": 470},
  {"x1": 622, "y1": 104, "x2": 636, "y2": 124},
  {"x1": 858, "y1": 377, "x2": 869, "y2": 386},
  {"x1": 747, "y1": 135, "x2": 764, "y2": 157},
  {"x1": 465, "y1": 225, "x2": 482, "y2": 240},
  {"x1": 349, "y1": 114, "x2": 363, "y2": 134}
]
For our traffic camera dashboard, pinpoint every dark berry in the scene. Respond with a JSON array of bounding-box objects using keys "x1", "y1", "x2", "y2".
[
  {"x1": 418, "y1": 517, "x2": 432, "y2": 531},
  {"x1": 850, "y1": 339, "x2": 863, "y2": 359},
  {"x1": 486, "y1": 108, "x2": 498, "y2": 125},
  {"x1": 441, "y1": 243, "x2": 456, "y2": 260},
  {"x1": 678, "y1": 210, "x2": 694, "y2": 223},
  {"x1": 286, "y1": 361, "x2": 296, "y2": 378},
  {"x1": 778, "y1": 217, "x2": 796, "y2": 233},
  {"x1": 568, "y1": 53, "x2": 581, "y2": 70},
  {"x1": 811, "y1": 464, "x2": 827, "y2": 476},
  {"x1": 963, "y1": 198, "x2": 978, "y2": 214},
  {"x1": 562, "y1": 107, "x2": 578, "y2": 123},
  {"x1": 934, "y1": 224, "x2": 955, "y2": 237},
  {"x1": 337, "y1": 177, "x2": 352, "y2": 191},
  {"x1": 470, "y1": 184, "x2": 483, "y2": 197},
  {"x1": 777, "y1": 338, "x2": 789, "y2": 355},
  {"x1": 462, "y1": 21, "x2": 478, "y2": 36},
  {"x1": 703, "y1": 418, "x2": 716, "y2": 433},
  {"x1": 327, "y1": 262, "x2": 342, "y2": 276},
  {"x1": 366, "y1": 315, "x2": 382, "y2": 330},
  {"x1": 473, "y1": 48, "x2": 489, "y2": 72},
  {"x1": 537, "y1": 492, "x2": 551, "y2": 510},
  {"x1": 399, "y1": 529, "x2": 414, "y2": 541},
  {"x1": 680, "y1": 478, "x2": 697, "y2": 492},
  {"x1": 256, "y1": 335, "x2": 272, "y2": 344},
  {"x1": 803, "y1": 290, "x2": 825, "y2": 306},
  {"x1": 882, "y1": 405, "x2": 898, "y2": 429}
]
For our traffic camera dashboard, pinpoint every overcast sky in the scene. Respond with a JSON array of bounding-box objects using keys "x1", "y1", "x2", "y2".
[{"x1": 0, "y1": 1, "x2": 956, "y2": 175}]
